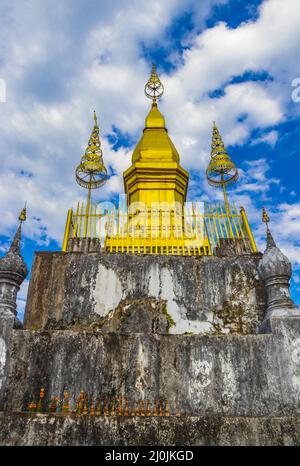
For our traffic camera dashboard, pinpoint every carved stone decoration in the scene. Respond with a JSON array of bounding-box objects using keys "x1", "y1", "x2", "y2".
[
  {"x1": 0, "y1": 223, "x2": 28, "y2": 320},
  {"x1": 258, "y1": 225, "x2": 299, "y2": 332}
]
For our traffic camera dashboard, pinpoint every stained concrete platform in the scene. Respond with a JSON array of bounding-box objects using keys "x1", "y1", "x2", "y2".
[{"x1": 0, "y1": 413, "x2": 299, "y2": 446}]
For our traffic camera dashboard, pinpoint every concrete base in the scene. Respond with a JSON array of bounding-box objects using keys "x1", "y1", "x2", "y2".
[
  {"x1": 24, "y1": 251, "x2": 266, "y2": 334},
  {"x1": 259, "y1": 311, "x2": 300, "y2": 333},
  {"x1": 2, "y1": 317, "x2": 300, "y2": 418},
  {"x1": 0, "y1": 412, "x2": 299, "y2": 446}
]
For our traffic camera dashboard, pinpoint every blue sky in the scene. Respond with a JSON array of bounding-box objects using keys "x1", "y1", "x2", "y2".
[{"x1": 0, "y1": 0, "x2": 300, "y2": 319}]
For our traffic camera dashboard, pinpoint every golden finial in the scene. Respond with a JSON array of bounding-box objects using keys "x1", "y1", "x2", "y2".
[
  {"x1": 93, "y1": 110, "x2": 98, "y2": 126},
  {"x1": 18, "y1": 204, "x2": 27, "y2": 223},
  {"x1": 262, "y1": 207, "x2": 276, "y2": 248},
  {"x1": 144, "y1": 63, "x2": 164, "y2": 103},
  {"x1": 206, "y1": 122, "x2": 238, "y2": 211},
  {"x1": 262, "y1": 207, "x2": 270, "y2": 224}
]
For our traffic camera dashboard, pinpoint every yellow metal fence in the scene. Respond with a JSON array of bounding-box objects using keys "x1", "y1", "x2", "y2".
[{"x1": 62, "y1": 201, "x2": 257, "y2": 255}]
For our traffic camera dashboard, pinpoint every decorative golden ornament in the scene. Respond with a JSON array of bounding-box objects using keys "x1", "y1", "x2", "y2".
[
  {"x1": 18, "y1": 205, "x2": 27, "y2": 223},
  {"x1": 262, "y1": 207, "x2": 270, "y2": 224},
  {"x1": 144, "y1": 63, "x2": 164, "y2": 102},
  {"x1": 206, "y1": 122, "x2": 238, "y2": 187},
  {"x1": 75, "y1": 111, "x2": 108, "y2": 207},
  {"x1": 206, "y1": 122, "x2": 238, "y2": 210}
]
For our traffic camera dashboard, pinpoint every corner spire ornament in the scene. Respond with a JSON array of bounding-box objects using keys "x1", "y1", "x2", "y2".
[
  {"x1": 144, "y1": 63, "x2": 164, "y2": 103},
  {"x1": 0, "y1": 207, "x2": 28, "y2": 317},
  {"x1": 206, "y1": 122, "x2": 238, "y2": 211},
  {"x1": 9, "y1": 206, "x2": 27, "y2": 257},
  {"x1": 75, "y1": 111, "x2": 108, "y2": 212},
  {"x1": 258, "y1": 206, "x2": 299, "y2": 329},
  {"x1": 262, "y1": 207, "x2": 276, "y2": 249}
]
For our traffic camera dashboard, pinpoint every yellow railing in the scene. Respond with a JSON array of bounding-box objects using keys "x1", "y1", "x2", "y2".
[{"x1": 62, "y1": 201, "x2": 257, "y2": 255}]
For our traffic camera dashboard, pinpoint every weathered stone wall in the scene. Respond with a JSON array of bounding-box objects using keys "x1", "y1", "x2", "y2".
[
  {"x1": 2, "y1": 250, "x2": 299, "y2": 445},
  {"x1": 0, "y1": 312, "x2": 15, "y2": 411},
  {"x1": 24, "y1": 251, "x2": 266, "y2": 334},
  {"x1": 2, "y1": 317, "x2": 300, "y2": 418}
]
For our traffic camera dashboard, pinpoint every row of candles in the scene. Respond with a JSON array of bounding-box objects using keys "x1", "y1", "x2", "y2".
[{"x1": 27, "y1": 389, "x2": 171, "y2": 416}]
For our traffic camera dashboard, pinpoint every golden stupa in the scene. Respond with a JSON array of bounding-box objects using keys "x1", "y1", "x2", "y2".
[{"x1": 62, "y1": 64, "x2": 257, "y2": 255}]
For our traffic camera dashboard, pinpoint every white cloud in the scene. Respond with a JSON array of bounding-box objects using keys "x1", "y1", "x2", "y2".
[
  {"x1": 0, "y1": 0, "x2": 299, "y2": 271},
  {"x1": 251, "y1": 130, "x2": 278, "y2": 147},
  {"x1": 0, "y1": 0, "x2": 228, "y2": 240}
]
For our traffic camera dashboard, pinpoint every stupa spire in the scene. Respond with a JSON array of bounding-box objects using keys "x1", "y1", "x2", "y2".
[
  {"x1": 131, "y1": 64, "x2": 181, "y2": 164},
  {"x1": 206, "y1": 122, "x2": 238, "y2": 211},
  {"x1": 8, "y1": 225, "x2": 21, "y2": 256}
]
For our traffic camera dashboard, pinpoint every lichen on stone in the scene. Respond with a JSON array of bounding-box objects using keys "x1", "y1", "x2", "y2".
[
  {"x1": 162, "y1": 302, "x2": 176, "y2": 334},
  {"x1": 207, "y1": 301, "x2": 260, "y2": 335}
]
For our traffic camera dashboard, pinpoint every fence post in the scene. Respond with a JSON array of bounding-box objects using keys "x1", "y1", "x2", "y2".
[
  {"x1": 62, "y1": 209, "x2": 73, "y2": 252},
  {"x1": 240, "y1": 206, "x2": 257, "y2": 252}
]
